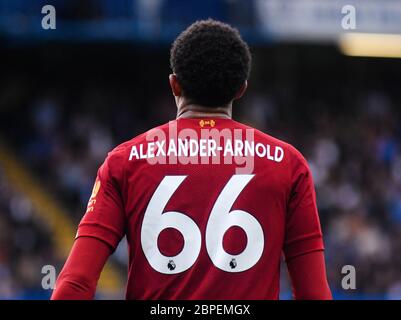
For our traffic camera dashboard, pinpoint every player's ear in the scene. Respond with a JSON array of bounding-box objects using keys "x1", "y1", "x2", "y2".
[
  {"x1": 234, "y1": 81, "x2": 248, "y2": 100},
  {"x1": 169, "y1": 74, "x2": 182, "y2": 97}
]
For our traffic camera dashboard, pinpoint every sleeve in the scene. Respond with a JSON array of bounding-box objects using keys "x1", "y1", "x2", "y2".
[
  {"x1": 76, "y1": 147, "x2": 126, "y2": 251},
  {"x1": 51, "y1": 237, "x2": 111, "y2": 300},
  {"x1": 283, "y1": 152, "x2": 324, "y2": 262},
  {"x1": 287, "y1": 251, "x2": 332, "y2": 300}
]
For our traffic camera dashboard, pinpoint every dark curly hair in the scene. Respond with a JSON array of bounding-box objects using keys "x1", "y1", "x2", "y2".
[{"x1": 170, "y1": 19, "x2": 252, "y2": 107}]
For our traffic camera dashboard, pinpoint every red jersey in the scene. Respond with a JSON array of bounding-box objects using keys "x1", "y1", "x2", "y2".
[{"x1": 76, "y1": 118, "x2": 324, "y2": 299}]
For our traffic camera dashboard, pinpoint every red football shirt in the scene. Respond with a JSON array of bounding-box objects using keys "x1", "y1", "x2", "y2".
[{"x1": 76, "y1": 118, "x2": 324, "y2": 299}]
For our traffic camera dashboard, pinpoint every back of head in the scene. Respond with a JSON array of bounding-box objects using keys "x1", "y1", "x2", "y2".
[{"x1": 170, "y1": 19, "x2": 252, "y2": 108}]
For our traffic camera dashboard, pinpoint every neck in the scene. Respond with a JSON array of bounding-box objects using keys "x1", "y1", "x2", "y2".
[{"x1": 176, "y1": 103, "x2": 232, "y2": 119}]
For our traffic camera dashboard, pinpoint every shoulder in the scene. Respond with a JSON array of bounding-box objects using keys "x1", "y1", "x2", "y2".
[
  {"x1": 234, "y1": 120, "x2": 310, "y2": 173},
  {"x1": 105, "y1": 121, "x2": 171, "y2": 164}
]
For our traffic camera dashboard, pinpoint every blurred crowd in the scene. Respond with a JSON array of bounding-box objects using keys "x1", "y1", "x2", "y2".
[
  {"x1": 1, "y1": 46, "x2": 401, "y2": 299},
  {"x1": 0, "y1": 169, "x2": 59, "y2": 299}
]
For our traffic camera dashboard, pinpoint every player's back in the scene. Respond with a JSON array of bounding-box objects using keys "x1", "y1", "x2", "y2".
[{"x1": 77, "y1": 117, "x2": 324, "y2": 299}]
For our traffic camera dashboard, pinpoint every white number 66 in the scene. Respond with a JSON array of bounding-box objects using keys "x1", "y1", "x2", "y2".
[{"x1": 140, "y1": 175, "x2": 264, "y2": 274}]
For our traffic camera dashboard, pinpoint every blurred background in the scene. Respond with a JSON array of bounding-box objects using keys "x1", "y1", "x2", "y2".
[{"x1": 1, "y1": 0, "x2": 401, "y2": 299}]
